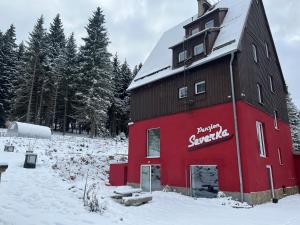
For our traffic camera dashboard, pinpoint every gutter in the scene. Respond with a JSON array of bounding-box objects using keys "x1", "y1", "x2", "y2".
[{"x1": 229, "y1": 52, "x2": 244, "y2": 202}]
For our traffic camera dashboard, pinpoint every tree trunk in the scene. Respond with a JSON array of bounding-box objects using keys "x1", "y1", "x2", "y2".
[
  {"x1": 51, "y1": 81, "x2": 59, "y2": 129},
  {"x1": 36, "y1": 79, "x2": 45, "y2": 125}
]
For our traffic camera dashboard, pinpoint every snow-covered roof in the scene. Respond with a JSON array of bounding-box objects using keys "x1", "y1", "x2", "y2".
[
  {"x1": 128, "y1": 0, "x2": 252, "y2": 91},
  {"x1": 7, "y1": 122, "x2": 52, "y2": 139}
]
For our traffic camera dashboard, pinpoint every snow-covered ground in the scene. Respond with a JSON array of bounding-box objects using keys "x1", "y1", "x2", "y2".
[{"x1": 1, "y1": 130, "x2": 300, "y2": 225}]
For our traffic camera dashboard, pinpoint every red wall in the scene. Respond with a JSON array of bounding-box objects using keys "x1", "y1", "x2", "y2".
[
  {"x1": 109, "y1": 163, "x2": 128, "y2": 186},
  {"x1": 294, "y1": 155, "x2": 300, "y2": 187},
  {"x1": 127, "y1": 101, "x2": 298, "y2": 193},
  {"x1": 128, "y1": 102, "x2": 240, "y2": 192},
  {"x1": 237, "y1": 102, "x2": 298, "y2": 192}
]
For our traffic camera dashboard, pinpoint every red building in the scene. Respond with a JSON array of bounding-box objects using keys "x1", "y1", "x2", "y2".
[{"x1": 110, "y1": 0, "x2": 300, "y2": 204}]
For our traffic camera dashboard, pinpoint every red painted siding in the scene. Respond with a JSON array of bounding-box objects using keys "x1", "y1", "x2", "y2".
[
  {"x1": 294, "y1": 156, "x2": 300, "y2": 188},
  {"x1": 127, "y1": 101, "x2": 297, "y2": 193},
  {"x1": 109, "y1": 163, "x2": 128, "y2": 186}
]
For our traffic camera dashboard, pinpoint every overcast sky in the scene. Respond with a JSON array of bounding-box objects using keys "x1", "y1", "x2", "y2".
[{"x1": 0, "y1": 0, "x2": 299, "y2": 106}]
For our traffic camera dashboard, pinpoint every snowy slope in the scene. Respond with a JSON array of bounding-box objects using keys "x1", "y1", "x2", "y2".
[{"x1": 1, "y1": 133, "x2": 300, "y2": 225}]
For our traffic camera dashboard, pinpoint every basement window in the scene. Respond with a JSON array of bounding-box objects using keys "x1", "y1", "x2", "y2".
[
  {"x1": 205, "y1": 20, "x2": 214, "y2": 29},
  {"x1": 194, "y1": 43, "x2": 204, "y2": 56},
  {"x1": 147, "y1": 128, "x2": 160, "y2": 158},
  {"x1": 179, "y1": 50, "x2": 187, "y2": 63},
  {"x1": 195, "y1": 81, "x2": 206, "y2": 95},
  {"x1": 256, "y1": 121, "x2": 267, "y2": 157},
  {"x1": 252, "y1": 44, "x2": 258, "y2": 63},
  {"x1": 179, "y1": 86, "x2": 188, "y2": 99}
]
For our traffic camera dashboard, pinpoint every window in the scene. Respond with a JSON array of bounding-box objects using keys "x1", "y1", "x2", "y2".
[
  {"x1": 179, "y1": 87, "x2": 188, "y2": 99},
  {"x1": 257, "y1": 83, "x2": 263, "y2": 104},
  {"x1": 205, "y1": 20, "x2": 214, "y2": 29},
  {"x1": 274, "y1": 110, "x2": 279, "y2": 130},
  {"x1": 256, "y1": 121, "x2": 266, "y2": 157},
  {"x1": 191, "y1": 27, "x2": 199, "y2": 35},
  {"x1": 269, "y1": 76, "x2": 274, "y2": 93},
  {"x1": 278, "y1": 148, "x2": 283, "y2": 165},
  {"x1": 179, "y1": 50, "x2": 187, "y2": 63},
  {"x1": 147, "y1": 128, "x2": 160, "y2": 157},
  {"x1": 194, "y1": 43, "x2": 204, "y2": 56},
  {"x1": 195, "y1": 81, "x2": 206, "y2": 95},
  {"x1": 252, "y1": 44, "x2": 258, "y2": 63},
  {"x1": 265, "y1": 42, "x2": 270, "y2": 59}
]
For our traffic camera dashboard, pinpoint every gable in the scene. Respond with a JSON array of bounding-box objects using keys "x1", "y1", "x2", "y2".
[{"x1": 128, "y1": 0, "x2": 252, "y2": 91}]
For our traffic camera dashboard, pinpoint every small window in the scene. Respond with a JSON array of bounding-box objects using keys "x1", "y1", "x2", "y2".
[
  {"x1": 147, "y1": 128, "x2": 160, "y2": 158},
  {"x1": 256, "y1": 121, "x2": 266, "y2": 157},
  {"x1": 265, "y1": 42, "x2": 270, "y2": 59},
  {"x1": 257, "y1": 83, "x2": 263, "y2": 104},
  {"x1": 194, "y1": 43, "x2": 204, "y2": 56},
  {"x1": 179, "y1": 50, "x2": 187, "y2": 63},
  {"x1": 278, "y1": 148, "x2": 283, "y2": 165},
  {"x1": 205, "y1": 20, "x2": 214, "y2": 29},
  {"x1": 274, "y1": 110, "x2": 279, "y2": 130},
  {"x1": 191, "y1": 27, "x2": 199, "y2": 35},
  {"x1": 252, "y1": 44, "x2": 258, "y2": 63},
  {"x1": 269, "y1": 76, "x2": 274, "y2": 93},
  {"x1": 179, "y1": 87, "x2": 188, "y2": 99},
  {"x1": 195, "y1": 81, "x2": 206, "y2": 95}
]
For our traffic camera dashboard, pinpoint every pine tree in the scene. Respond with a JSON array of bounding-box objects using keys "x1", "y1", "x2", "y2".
[
  {"x1": 107, "y1": 53, "x2": 122, "y2": 136},
  {"x1": 0, "y1": 30, "x2": 5, "y2": 127},
  {"x1": 23, "y1": 16, "x2": 49, "y2": 123},
  {"x1": 59, "y1": 33, "x2": 79, "y2": 134},
  {"x1": 74, "y1": 7, "x2": 113, "y2": 137},
  {"x1": 46, "y1": 14, "x2": 66, "y2": 128},
  {"x1": 287, "y1": 93, "x2": 300, "y2": 152},
  {"x1": 11, "y1": 42, "x2": 28, "y2": 120},
  {"x1": 133, "y1": 62, "x2": 142, "y2": 76},
  {"x1": 0, "y1": 25, "x2": 18, "y2": 123}
]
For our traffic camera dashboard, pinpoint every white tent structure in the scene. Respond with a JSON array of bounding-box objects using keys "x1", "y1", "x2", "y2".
[{"x1": 7, "y1": 122, "x2": 52, "y2": 139}]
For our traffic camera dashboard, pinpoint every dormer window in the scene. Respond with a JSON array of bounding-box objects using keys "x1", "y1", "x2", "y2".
[
  {"x1": 191, "y1": 27, "x2": 200, "y2": 36},
  {"x1": 205, "y1": 20, "x2": 214, "y2": 29},
  {"x1": 179, "y1": 50, "x2": 187, "y2": 63},
  {"x1": 194, "y1": 43, "x2": 204, "y2": 56}
]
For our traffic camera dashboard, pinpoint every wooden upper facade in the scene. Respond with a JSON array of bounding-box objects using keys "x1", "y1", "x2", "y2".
[{"x1": 129, "y1": 0, "x2": 289, "y2": 123}]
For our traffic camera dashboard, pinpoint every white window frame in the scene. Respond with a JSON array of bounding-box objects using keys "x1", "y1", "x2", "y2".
[
  {"x1": 265, "y1": 42, "x2": 270, "y2": 59},
  {"x1": 195, "y1": 81, "x2": 206, "y2": 95},
  {"x1": 178, "y1": 50, "x2": 187, "y2": 63},
  {"x1": 257, "y1": 83, "x2": 263, "y2": 104},
  {"x1": 147, "y1": 128, "x2": 160, "y2": 158},
  {"x1": 256, "y1": 121, "x2": 266, "y2": 157},
  {"x1": 194, "y1": 43, "x2": 204, "y2": 56},
  {"x1": 252, "y1": 44, "x2": 258, "y2": 63},
  {"x1": 191, "y1": 27, "x2": 199, "y2": 36},
  {"x1": 179, "y1": 86, "x2": 188, "y2": 99},
  {"x1": 269, "y1": 76, "x2": 274, "y2": 93},
  {"x1": 278, "y1": 148, "x2": 283, "y2": 165},
  {"x1": 205, "y1": 20, "x2": 215, "y2": 29},
  {"x1": 274, "y1": 110, "x2": 279, "y2": 130}
]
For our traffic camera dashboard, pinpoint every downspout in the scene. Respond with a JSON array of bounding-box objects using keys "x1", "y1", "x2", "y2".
[{"x1": 229, "y1": 52, "x2": 244, "y2": 202}]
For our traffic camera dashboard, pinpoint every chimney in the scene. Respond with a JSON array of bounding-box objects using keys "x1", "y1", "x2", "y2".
[{"x1": 197, "y1": 0, "x2": 211, "y2": 17}]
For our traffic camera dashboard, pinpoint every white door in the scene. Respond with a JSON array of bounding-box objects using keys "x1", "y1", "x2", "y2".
[
  {"x1": 267, "y1": 165, "x2": 275, "y2": 199},
  {"x1": 141, "y1": 165, "x2": 151, "y2": 192},
  {"x1": 140, "y1": 165, "x2": 161, "y2": 192}
]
